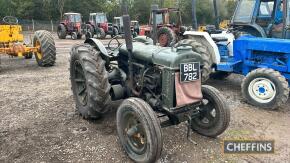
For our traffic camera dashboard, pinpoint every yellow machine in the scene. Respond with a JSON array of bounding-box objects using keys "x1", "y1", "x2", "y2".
[
  {"x1": 0, "y1": 16, "x2": 56, "y2": 69},
  {"x1": 198, "y1": 20, "x2": 229, "y2": 32},
  {"x1": 219, "y1": 20, "x2": 229, "y2": 30}
]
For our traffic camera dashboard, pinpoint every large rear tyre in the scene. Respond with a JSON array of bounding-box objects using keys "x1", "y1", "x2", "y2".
[
  {"x1": 191, "y1": 85, "x2": 230, "y2": 137},
  {"x1": 96, "y1": 28, "x2": 106, "y2": 39},
  {"x1": 86, "y1": 24, "x2": 94, "y2": 38},
  {"x1": 241, "y1": 68, "x2": 289, "y2": 109},
  {"x1": 157, "y1": 27, "x2": 176, "y2": 47},
  {"x1": 70, "y1": 44, "x2": 111, "y2": 119},
  {"x1": 33, "y1": 30, "x2": 56, "y2": 67},
  {"x1": 57, "y1": 24, "x2": 66, "y2": 39},
  {"x1": 176, "y1": 39, "x2": 213, "y2": 82},
  {"x1": 117, "y1": 98, "x2": 163, "y2": 163},
  {"x1": 111, "y1": 27, "x2": 119, "y2": 38}
]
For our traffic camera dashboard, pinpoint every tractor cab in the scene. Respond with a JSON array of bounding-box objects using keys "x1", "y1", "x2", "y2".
[
  {"x1": 113, "y1": 17, "x2": 124, "y2": 34},
  {"x1": 149, "y1": 8, "x2": 182, "y2": 29},
  {"x1": 232, "y1": 0, "x2": 290, "y2": 39},
  {"x1": 89, "y1": 12, "x2": 108, "y2": 31}
]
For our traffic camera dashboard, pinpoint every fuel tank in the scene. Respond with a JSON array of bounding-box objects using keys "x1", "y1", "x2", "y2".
[{"x1": 119, "y1": 42, "x2": 203, "y2": 69}]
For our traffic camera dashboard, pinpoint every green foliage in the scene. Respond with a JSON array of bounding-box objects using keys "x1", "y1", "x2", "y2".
[{"x1": 0, "y1": 0, "x2": 236, "y2": 26}]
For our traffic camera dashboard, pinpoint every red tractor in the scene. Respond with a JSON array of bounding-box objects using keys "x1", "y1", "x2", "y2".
[
  {"x1": 85, "y1": 13, "x2": 117, "y2": 39},
  {"x1": 140, "y1": 7, "x2": 186, "y2": 47},
  {"x1": 57, "y1": 13, "x2": 83, "y2": 40}
]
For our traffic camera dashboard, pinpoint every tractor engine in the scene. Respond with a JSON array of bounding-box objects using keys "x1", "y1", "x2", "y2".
[{"x1": 133, "y1": 66, "x2": 162, "y2": 109}]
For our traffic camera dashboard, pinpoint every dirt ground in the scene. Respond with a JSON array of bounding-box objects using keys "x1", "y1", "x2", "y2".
[{"x1": 0, "y1": 33, "x2": 290, "y2": 163}]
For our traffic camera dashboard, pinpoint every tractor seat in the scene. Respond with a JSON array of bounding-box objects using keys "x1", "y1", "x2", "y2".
[{"x1": 212, "y1": 37, "x2": 228, "y2": 42}]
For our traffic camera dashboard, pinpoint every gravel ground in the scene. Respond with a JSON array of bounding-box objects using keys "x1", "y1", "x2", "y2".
[{"x1": 0, "y1": 33, "x2": 290, "y2": 163}]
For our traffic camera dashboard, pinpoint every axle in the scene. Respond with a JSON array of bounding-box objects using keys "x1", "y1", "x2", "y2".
[{"x1": 0, "y1": 43, "x2": 39, "y2": 57}]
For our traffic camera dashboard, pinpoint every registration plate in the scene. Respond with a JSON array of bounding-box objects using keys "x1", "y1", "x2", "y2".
[{"x1": 180, "y1": 62, "x2": 200, "y2": 82}]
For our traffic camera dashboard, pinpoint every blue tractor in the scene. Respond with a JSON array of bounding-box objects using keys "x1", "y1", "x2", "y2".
[
  {"x1": 232, "y1": 0, "x2": 289, "y2": 39},
  {"x1": 183, "y1": 31, "x2": 289, "y2": 109},
  {"x1": 181, "y1": 0, "x2": 289, "y2": 109}
]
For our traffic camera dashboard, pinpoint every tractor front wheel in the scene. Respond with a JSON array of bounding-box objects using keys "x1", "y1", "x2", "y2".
[
  {"x1": 241, "y1": 68, "x2": 289, "y2": 109},
  {"x1": 57, "y1": 24, "x2": 67, "y2": 39},
  {"x1": 191, "y1": 85, "x2": 230, "y2": 137},
  {"x1": 70, "y1": 44, "x2": 111, "y2": 119},
  {"x1": 33, "y1": 30, "x2": 56, "y2": 67},
  {"x1": 117, "y1": 98, "x2": 163, "y2": 163}
]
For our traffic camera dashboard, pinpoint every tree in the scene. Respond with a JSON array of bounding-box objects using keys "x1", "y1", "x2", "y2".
[{"x1": 58, "y1": 0, "x2": 65, "y2": 19}]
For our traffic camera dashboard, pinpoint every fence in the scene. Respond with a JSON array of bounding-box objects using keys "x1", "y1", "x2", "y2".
[{"x1": 19, "y1": 19, "x2": 59, "y2": 32}]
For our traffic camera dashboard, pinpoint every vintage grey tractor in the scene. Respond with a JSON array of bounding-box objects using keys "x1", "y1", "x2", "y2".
[{"x1": 69, "y1": 11, "x2": 230, "y2": 163}]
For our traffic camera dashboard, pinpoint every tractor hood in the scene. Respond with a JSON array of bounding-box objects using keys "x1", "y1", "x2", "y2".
[{"x1": 119, "y1": 42, "x2": 203, "y2": 69}]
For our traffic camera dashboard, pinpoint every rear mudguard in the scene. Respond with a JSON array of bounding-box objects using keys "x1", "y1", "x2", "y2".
[
  {"x1": 183, "y1": 31, "x2": 221, "y2": 64},
  {"x1": 84, "y1": 38, "x2": 109, "y2": 57}
]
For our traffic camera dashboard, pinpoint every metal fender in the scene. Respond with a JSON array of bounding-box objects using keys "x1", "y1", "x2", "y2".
[
  {"x1": 84, "y1": 38, "x2": 108, "y2": 56},
  {"x1": 211, "y1": 31, "x2": 235, "y2": 56},
  {"x1": 184, "y1": 31, "x2": 220, "y2": 64}
]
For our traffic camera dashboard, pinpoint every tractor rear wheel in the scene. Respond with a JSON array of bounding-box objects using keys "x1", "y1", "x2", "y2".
[
  {"x1": 241, "y1": 68, "x2": 289, "y2": 109},
  {"x1": 33, "y1": 30, "x2": 56, "y2": 67},
  {"x1": 117, "y1": 98, "x2": 163, "y2": 163},
  {"x1": 85, "y1": 24, "x2": 94, "y2": 38},
  {"x1": 70, "y1": 44, "x2": 111, "y2": 119},
  {"x1": 191, "y1": 85, "x2": 230, "y2": 137},
  {"x1": 111, "y1": 27, "x2": 119, "y2": 38},
  {"x1": 176, "y1": 39, "x2": 213, "y2": 82},
  {"x1": 57, "y1": 24, "x2": 67, "y2": 39},
  {"x1": 157, "y1": 27, "x2": 176, "y2": 47},
  {"x1": 96, "y1": 28, "x2": 106, "y2": 39}
]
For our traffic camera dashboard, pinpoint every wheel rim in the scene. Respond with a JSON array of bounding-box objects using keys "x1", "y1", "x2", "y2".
[
  {"x1": 73, "y1": 61, "x2": 88, "y2": 106},
  {"x1": 248, "y1": 77, "x2": 277, "y2": 103},
  {"x1": 122, "y1": 109, "x2": 147, "y2": 155},
  {"x1": 35, "y1": 40, "x2": 42, "y2": 60},
  {"x1": 159, "y1": 34, "x2": 168, "y2": 47},
  {"x1": 194, "y1": 98, "x2": 218, "y2": 128}
]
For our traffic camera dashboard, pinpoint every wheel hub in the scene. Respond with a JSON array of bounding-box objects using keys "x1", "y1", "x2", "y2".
[
  {"x1": 124, "y1": 112, "x2": 146, "y2": 154},
  {"x1": 248, "y1": 78, "x2": 276, "y2": 103}
]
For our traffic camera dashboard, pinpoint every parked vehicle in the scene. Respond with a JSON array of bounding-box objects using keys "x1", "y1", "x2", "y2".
[
  {"x1": 86, "y1": 12, "x2": 117, "y2": 39},
  {"x1": 140, "y1": 5, "x2": 186, "y2": 47},
  {"x1": 231, "y1": 0, "x2": 289, "y2": 39},
  {"x1": 69, "y1": 9, "x2": 230, "y2": 163},
  {"x1": 184, "y1": 30, "x2": 290, "y2": 109},
  {"x1": 0, "y1": 16, "x2": 56, "y2": 71},
  {"x1": 131, "y1": 20, "x2": 140, "y2": 37},
  {"x1": 57, "y1": 13, "x2": 83, "y2": 40}
]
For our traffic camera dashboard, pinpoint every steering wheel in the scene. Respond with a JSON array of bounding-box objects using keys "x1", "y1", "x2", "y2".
[
  {"x1": 3, "y1": 16, "x2": 18, "y2": 25},
  {"x1": 108, "y1": 36, "x2": 122, "y2": 51}
]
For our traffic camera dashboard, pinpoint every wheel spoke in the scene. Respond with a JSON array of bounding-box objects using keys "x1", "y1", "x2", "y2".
[{"x1": 205, "y1": 113, "x2": 215, "y2": 122}]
